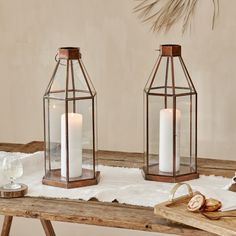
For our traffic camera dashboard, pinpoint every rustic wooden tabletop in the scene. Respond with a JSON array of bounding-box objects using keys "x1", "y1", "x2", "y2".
[{"x1": 0, "y1": 141, "x2": 235, "y2": 236}]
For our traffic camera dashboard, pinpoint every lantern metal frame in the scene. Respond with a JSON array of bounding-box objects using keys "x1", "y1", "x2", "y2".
[
  {"x1": 42, "y1": 47, "x2": 100, "y2": 188},
  {"x1": 142, "y1": 44, "x2": 199, "y2": 182}
]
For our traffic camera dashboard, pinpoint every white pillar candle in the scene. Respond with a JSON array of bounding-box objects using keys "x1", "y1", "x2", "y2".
[
  {"x1": 61, "y1": 113, "x2": 83, "y2": 178},
  {"x1": 159, "y1": 109, "x2": 181, "y2": 172}
]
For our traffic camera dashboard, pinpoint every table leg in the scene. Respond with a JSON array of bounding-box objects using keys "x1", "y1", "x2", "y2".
[
  {"x1": 1, "y1": 216, "x2": 13, "y2": 236},
  {"x1": 40, "y1": 219, "x2": 56, "y2": 236}
]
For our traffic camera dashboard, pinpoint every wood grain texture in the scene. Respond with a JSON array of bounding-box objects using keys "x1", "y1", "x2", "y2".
[
  {"x1": 1, "y1": 216, "x2": 13, "y2": 236},
  {"x1": 154, "y1": 193, "x2": 236, "y2": 236},
  {"x1": 0, "y1": 197, "x2": 214, "y2": 236},
  {"x1": 0, "y1": 184, "x2": 28, "y2": 198},
  {"x1": 0, "y1": 143, "x2": 23, "y2": 153},
  {"x1": 40, "y1": 220, "x2": 56, "y2": 236},
  {"x1": 0, "y1": 141, "x2": 235, "y2": 235},
  {"x1": 0, "y1": 141, "x2": 44, "y2": 153}
]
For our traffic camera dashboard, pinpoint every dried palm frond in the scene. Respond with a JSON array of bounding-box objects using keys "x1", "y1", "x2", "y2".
[{"x1": 134, "y1": 0, "x2": 219, "y2": 33}]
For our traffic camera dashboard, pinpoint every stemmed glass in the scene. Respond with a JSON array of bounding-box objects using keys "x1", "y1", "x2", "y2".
[{"x1": 1, "y1": 156, "x2": 23, "y2": 190}]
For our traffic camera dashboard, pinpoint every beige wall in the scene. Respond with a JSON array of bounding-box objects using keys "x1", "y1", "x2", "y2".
[
  {"x1": 0, "y1": 1, "x2": 235, "y2": 236},
  {"x1": 0, "y1": 0, "x2": 235, "y2": 160}
]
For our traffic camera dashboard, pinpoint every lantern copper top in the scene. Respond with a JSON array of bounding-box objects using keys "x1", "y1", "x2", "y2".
[
  {"x1": 58, "y1": 47, "x2": 81, "y2": 59},
  {"x1": 160, "y1": 44, "x2": 181, "y2": 57}
]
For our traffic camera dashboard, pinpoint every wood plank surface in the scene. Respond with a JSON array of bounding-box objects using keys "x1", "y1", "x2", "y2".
[
  {"x1": 0, "y1": 197, "x2": 214, "y2": 236},
  {"x1": 0, "y1": 141, "x2": 235, "y2": 235},
  {"x1": 154, "y1": 194, "x2": 236, "y2": 236},
  {"x1": 0, "y1": 143, "x2": 23, "y2": 153}
]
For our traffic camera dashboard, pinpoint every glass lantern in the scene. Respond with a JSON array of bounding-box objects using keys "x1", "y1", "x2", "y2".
[
  {"x1": 143, "y1": 45, "x2": 199, "y2": 182},
  {"x1": 42, "y1": 47, "x2": 100, "y2": 188}
]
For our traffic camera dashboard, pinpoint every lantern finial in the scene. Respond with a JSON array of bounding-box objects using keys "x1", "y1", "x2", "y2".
[
  {"x1": 160, "y1": 44, "x2": 181, "y2": 57},
  {"x1": 58, "y1": 47, "x2": 81, "y2": 59}
]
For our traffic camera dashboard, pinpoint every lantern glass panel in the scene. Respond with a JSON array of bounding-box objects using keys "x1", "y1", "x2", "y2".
[
  {"x1": 61, "y1": 98, "x2": 96, "y2": 181},
  {"x1": 146, "y1": 95, "x2": 161, "y2": 167},
  {"x1": 49, "y1": 60, "x2": 95, "y2": 100},
  {"x1": 174, "y1": 94, "x2": 197, "y2": 176},
  {"x1": 44, "y1": 98, "x2": 64, "y2": 173},
  {"x1": 145, "y1": 94, "x2": 179, "y2": 176},
  {"x1": 146, "y1": 57, "x2": 194, "y2": 96},
  {"x1": 173, "y1": 57, "x2": 194, "y2": 92},
  {"x1": 145, "y1": 58, "x2": 166, "y2": 92},
  {"x1": 44, "y1": 97, "x2": 50, "y2": 172},
  {"x1": 49, "y1": 63, "x2": 66, "y2": 99},
  {"x1": 44, "y1": 94, "x2": 98, "y2": 182},
  {"x1": 73, "y1": 61, "x2": 96, "y2": 96}
]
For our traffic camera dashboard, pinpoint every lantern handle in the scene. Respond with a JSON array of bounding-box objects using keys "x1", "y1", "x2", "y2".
[
  {"x1": 54, "y1": 53, "x2": 66, "y2": 66},
  {"x1": 55, "y1": 53, "x2": 79, "y2": 66},
  {"x1": 55, "y1": 53, "x2": 58, "y2": 62}
]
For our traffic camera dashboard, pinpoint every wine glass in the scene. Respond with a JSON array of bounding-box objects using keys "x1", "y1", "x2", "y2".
[{"x1": 1, "y1": 156, "x2": 23, "y2": 190}]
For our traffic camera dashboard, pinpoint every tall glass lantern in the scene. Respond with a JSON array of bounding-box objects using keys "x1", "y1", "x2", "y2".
[
  {"x1": 43, "y1": 47, "x2": 100, "y2": 188},
  {"x1": 143, "y1": 45, "x2": 199, "y2": 182}
]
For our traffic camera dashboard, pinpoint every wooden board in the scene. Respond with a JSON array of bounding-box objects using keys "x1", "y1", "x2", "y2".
[
  {"x1": 0, "y1": 197, "x2": 214, "y2": 236},
  {"x1": 154, "y1": 193, "x2": 236, "y2": 236},
  {"x1": 0, "y1": 184, "x2": 28, "y2": 198}
]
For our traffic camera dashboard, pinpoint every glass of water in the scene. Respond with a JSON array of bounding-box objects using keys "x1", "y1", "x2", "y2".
[{"x1": 2, "y1": 156, "x2": 23, "y2": 190}]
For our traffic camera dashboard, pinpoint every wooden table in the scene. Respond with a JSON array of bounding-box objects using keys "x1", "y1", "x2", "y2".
[{"x1": 0, "y1": 141, "x2": 235, "y2": 236}]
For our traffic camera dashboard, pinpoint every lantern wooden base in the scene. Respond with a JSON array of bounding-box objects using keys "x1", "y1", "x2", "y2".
[
  {"x1": 142, "y1": 165, "x2": 199, "y2": 183},
  {"x1": 229, "y1": 183, "x2": 236, "y2": 192},
  {"x1": 0, "y1": 184, "x2": 28, "y2": 198},
  {"x1": 42, "y1": 169, "x2": 100, "y2": 189}
]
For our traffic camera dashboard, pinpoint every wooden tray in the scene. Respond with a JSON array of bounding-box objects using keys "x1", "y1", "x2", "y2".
[{"x1": 154, "y1": 183, "x2": 236, "y2": 236}]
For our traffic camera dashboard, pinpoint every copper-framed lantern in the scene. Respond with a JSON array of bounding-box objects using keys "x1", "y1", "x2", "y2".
[
  {"x1": 42, "y1": 47, "x2": 100, "y2": 188},
  {"x1": 143, "y1": 44, "x2": 199, "y2": 182}
]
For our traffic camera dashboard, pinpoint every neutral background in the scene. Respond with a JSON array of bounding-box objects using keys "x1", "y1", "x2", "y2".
[
  {"x1": 0, "y1": 0, "x2": 235, "y2": 235},
  {"x1": 0, "y1": 0, "x2": 236, "y2": 161}
]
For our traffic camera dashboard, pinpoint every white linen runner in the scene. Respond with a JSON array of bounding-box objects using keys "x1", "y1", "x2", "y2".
[{"x1": 0, "y1": 151, "x2": 235, "y2": 211}]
